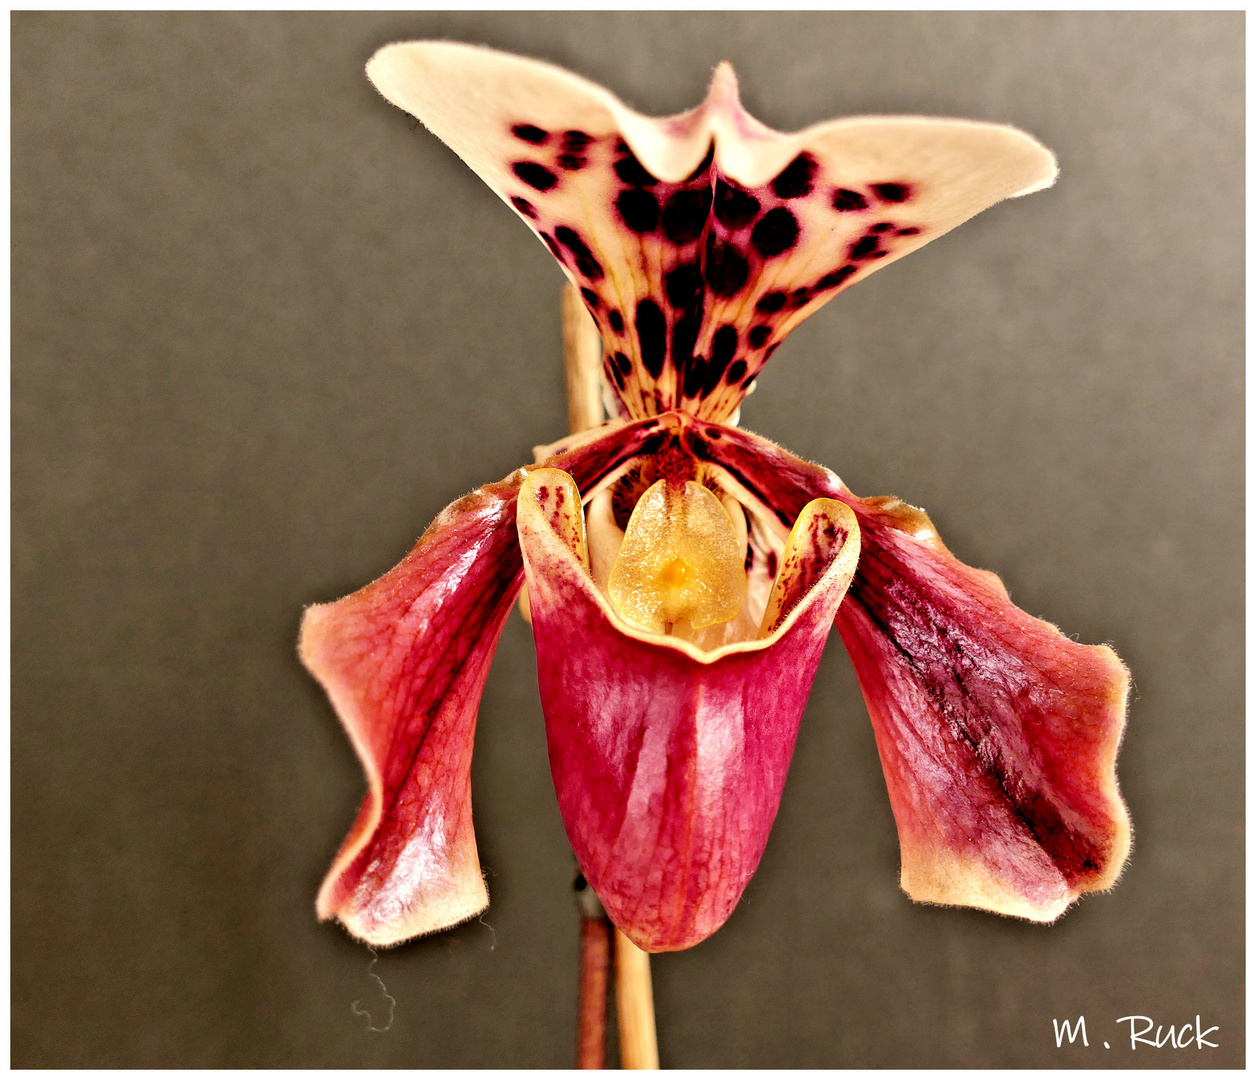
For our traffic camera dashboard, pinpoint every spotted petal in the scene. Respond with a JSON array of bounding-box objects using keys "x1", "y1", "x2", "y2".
[
  {"x1": 683, "y1": 419, "x2": 1131, "y2": 921},
  {"x1": 304, "y1": 418, "x2": 670, "y2": 946},
  {"x1": 367, "y1": 42, "x2": 1056, "y2": 423},
  {"x1": 517, "y1": 466, "x2": 859, "y2": 951}
]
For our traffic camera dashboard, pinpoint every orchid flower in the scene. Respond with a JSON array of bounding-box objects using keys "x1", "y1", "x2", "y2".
[{"x1": 301, "y1": 42, "x2": 1130, "y2": 954}]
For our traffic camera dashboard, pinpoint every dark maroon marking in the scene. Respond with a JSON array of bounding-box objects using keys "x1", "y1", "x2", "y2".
[
  {"x1": 771, "y1": 153, "x2": 818, "y2": 199},
  {"x1": 540, "y1": 231, "x2": 563, "y2": 261},
  {"x1": 711, "y1": 325, "x2": 738, "y2": 368},
  {"x1": 664, "y1": 262, "x2": 704, "y2": 309},
  {"x1": 832, "y1": 188, "x2": 869, "y2": 212},
  {"x1": 765, "y1": 343, "x2": 780, "y2": 359},
  {"x1": 818, "y1": 265, "x2": 857, "y2": 290},
  {"x1": 682, "y1": 353, "x2": 707, "y2": 399},
  {"x1": 511, "y1": 123, "x2": 548, "y2": 145},
  {"x1": 555, "y1": 226, "x2": 604, "y2": 281},
  {"x1": 580, "y1": 287, "x2": 601, "y2": 309},
  {"x1": 872, "y1": 182, "x2": 912, "y2": 203},
  {"x1": 750, "y1": 207, "x2": 800, "y2": 259},
  {"x1": 558, "y1": 154, "x2": 587, "y2": 172},
  {"x1": 510, "y1": 196, "x2": 538, "y2": 219},
  {"x1": 635, "y1": 299, "x2": 667, "y2": 379},
  {"x1": 870, "y1": 222, "x2": 894, "y2": 233},
  {"x1": 714, "y1": 180, "x2": 760, "y2": 230},
  {"x1": 671, "y1": 312, "x2": 701, "y2": 368},
  {"x1": 766, "y1": 550, "x2": 778, "y2": 578},
  {"x1": 614, "y1": 153, "x2": 658, "y2": 187},
  {"x1": 704, "y1": 237, "x2": 750, "y2": 298},
  {"x1": 513, "y1": 161, "x2": 558, "y2": 192},
  {"x1": 702, "y1": 353, "x2": 730, "y2": 397},
  {"x1": 616, "y1": 189, "x2": 660, "y2": 233},
  {"x1": 788, "y1": 287, "x2": 812, "y2": 309},
  {"x1": 563, "y1": 130, "x2": 593, "y2": 150},
  {"x1": 755, "y1": 291, "x2": 787, "y2": 314},
  {"x1": 748, "y1": 325, "x2": 772, "y2": 349},
  {"x1": 607, "y1": 358, "x2": 626, "y2": 391},
  {"x1": 897, "y1": 226, "x2": 921, "y2": 236},
  {"x1": 608, "y1": 309, "x2": 625, "y2": 334},
  {"x1": 725, "y1": 359, "x2": 747, "y2": 384},
  {"x1": 849, "y1": 235, "x2": 881, "y2": 260},
  {"x1": 613, "y1": 351, "x2": 633, "y2": 375},
  {"x1": 662, "y1": 188, "x2": 712, "y2": 246},
  {"x1": 684, "y1": 142, "x2": 716, "y2": 182}
]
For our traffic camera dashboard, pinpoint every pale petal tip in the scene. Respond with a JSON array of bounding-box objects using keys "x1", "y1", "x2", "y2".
[{"x1": 706, "y1": 60, "x2": 741, "y2": 110}]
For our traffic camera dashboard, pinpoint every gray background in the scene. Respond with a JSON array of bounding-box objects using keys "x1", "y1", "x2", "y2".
[{"x1": 12, "y1": 11, "x2": 1243, "y2": 1068}]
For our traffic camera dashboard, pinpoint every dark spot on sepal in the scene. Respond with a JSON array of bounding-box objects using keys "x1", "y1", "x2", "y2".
[
  {"x1": 818, "y1": 265, "x2": 857, "y2": 290},
  {"x1": 614, "y1": 152, "x2": 658, "y2": 187},
  {"x1": 608, "y1": 310, "x2": 625, "y2": 334},
  {"x1": 540, "y1": 231, "x2": 563, "y2": 261},
  {"x1": 616, "y1": 189, "x2": 660, "y2": 233},
  {"x1": 558, "y1": 154, "x2": 587, "y2": 171},
  {"x1": 510, "y1": 196, "x2": 538, "y2": 219},
  {"x1": 748, "y1": 325, "x2": 772, "y2": 349},
  {"x1": 513, "y1": 161, "x2": 558, "y2": 192},
  {"x1": 832, "y1": 188, "x2": 868, "y2": 212},
  {"x1": 788, "y1": 287, "x2": 812, "y2": 309},
  {"x1": 664, "y1": 262, "x2": 704, "y2": 309},
  {"x1": 714, "y1": 181, "x2": 760, "y2": 229},
  {"x1": 725, "y1": 359, "x2": 747, "y2": 384},
  {"x1": 662, "y1": 189, "x2": 712, "y2": 246},
  {"x1": 555, "y1": 226, "x2": 604, "y2": 280},
  {"x1": 751, "y1": 207, "x2": 800, "y2": 258},
  {"x1": 704, "y1": 236, "x2": 750, "y2": 297},
  {"x1": 771, "y1": 153, "x2": 818, "y2": 199},
  {"x1": 897, "y1": 226, "x2": 921, "y2": 236},
  {"x1": 563, "y1": 130, "x2": 593, "y2": 150},
  {"x1": 581, "y1": 287, "x2": 601, "y2": 309},
  {"x1": 849, "y1": 235, "x2": 881, "y2": 261},
  {"x1": 511, "y1": 124, "x2": 548, "y2": 145},
  {"x1": 635, "y1": 299, "x2": 667, "y2": 379},
  {"x1": 872, "y1": 182, "x2": 912, "y2": 203},
  {"x1": 870, "y1": 222, "x2": 894, "y2": 233},
  {"x1": 613, "y1": 351, "x2": 633, "y2": 375},
  {"x1": 755, "y1": 291, "x2": 787, "y2": 314}
]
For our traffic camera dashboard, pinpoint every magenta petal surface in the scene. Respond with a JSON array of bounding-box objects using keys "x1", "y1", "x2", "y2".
[
  {"x1": 517, "y1": 468, "x2": 858, "y2": 952},
  {"x1": 303, "y1": 419, "x2": 669, "y2": 945},
  {"x1": 687, "y1": 420, "x2": 1131, "y2": 921}
]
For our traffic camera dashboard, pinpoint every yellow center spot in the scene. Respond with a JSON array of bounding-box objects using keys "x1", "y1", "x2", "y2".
[{"x1": 607, "y1": 479, "x2": 747, "y2": 634}]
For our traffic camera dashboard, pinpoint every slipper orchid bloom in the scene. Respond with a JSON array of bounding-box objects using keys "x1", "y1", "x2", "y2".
[{"x1": 302, "y1": 42, "x2": 1131, "y2": 953}]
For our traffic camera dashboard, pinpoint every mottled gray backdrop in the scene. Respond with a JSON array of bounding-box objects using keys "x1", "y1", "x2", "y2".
[{"x1": 13, "y1": 11, "x2": 1243, "y2": 1068}]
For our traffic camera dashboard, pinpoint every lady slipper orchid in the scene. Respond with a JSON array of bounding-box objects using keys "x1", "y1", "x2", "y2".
[{"x1": 302, "y1": 42, "x2": 1131, "y2": 954}]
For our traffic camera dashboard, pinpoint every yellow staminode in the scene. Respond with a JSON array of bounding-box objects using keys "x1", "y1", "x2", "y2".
[{"x1": 608, "y1": 479, "x2": 747, "y2": 634}]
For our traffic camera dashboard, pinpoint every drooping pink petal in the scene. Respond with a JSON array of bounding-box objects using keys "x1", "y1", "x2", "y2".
[
  {"x1": 517, "y1": 467, "x2": 859, "y2": 951},
  {"x1": 684, "y1": 419, "x2": 1131, "y2": 921},
  {"x1": 366, "y1": 42, "x2": 1056, "y2": 423},
  {"x1": 303, "y1": 418, "x2": 673, "y2": 946}
]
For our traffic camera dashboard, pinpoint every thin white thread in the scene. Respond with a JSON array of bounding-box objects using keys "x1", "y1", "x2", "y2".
[
  {"x1": 478, "y1": 913, "x2": 497, "y2": 952},
  {"x1": 350, "y1": 946, "x2": 396, "y2": 1033}
]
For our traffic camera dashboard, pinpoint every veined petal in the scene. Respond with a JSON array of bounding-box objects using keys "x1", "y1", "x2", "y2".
[
  {"x1": 517, "y1": 467, "x2": 858, "y2": 951},
  {"x1": 367, "y1": 42, "x2": 1056, "y2": 422},
  {"x1": 304, "y1": 418, "x2": 674, "y2": 946},
  {"x1": 684, "y1": 420, "x2": 1131, "y2": 921}
]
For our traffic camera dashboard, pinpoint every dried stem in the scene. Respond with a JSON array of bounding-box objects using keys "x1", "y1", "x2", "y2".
[
  {"x1": 576, "y1": 883, "x2": 611, "y2": 1069},
  {"x1": 614, "y1": 929, "x2": 659, "y2": 1070},
  {"x1": 562, "y1": 283, "x2": 605, "y2": 434}
]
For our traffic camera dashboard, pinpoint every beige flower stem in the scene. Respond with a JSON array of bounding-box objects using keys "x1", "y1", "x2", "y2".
[
  {"x1": 562, "y1": 282, "x2": 605, "y2": 433},
  {"x1": 614, "y1": 929, "x2": 660, "y2": 1069},
  {"x1": 561, "y1": 284, "x2": 660, "y2": 1070}
]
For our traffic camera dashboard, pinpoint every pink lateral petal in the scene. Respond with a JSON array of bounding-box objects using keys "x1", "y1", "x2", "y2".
[
  {"x1": 517, "y1": 468, "x2": 858, "y2": 951},
  {"x1": 367, "y1": 42, "x2": 1055, "y2": 423},
  {"x1": 685, "y1": 419, "x2": 1131, "y2": 921},
  {"x1": 303, "y1": 418, "x2": 672, "y2": 946}
]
